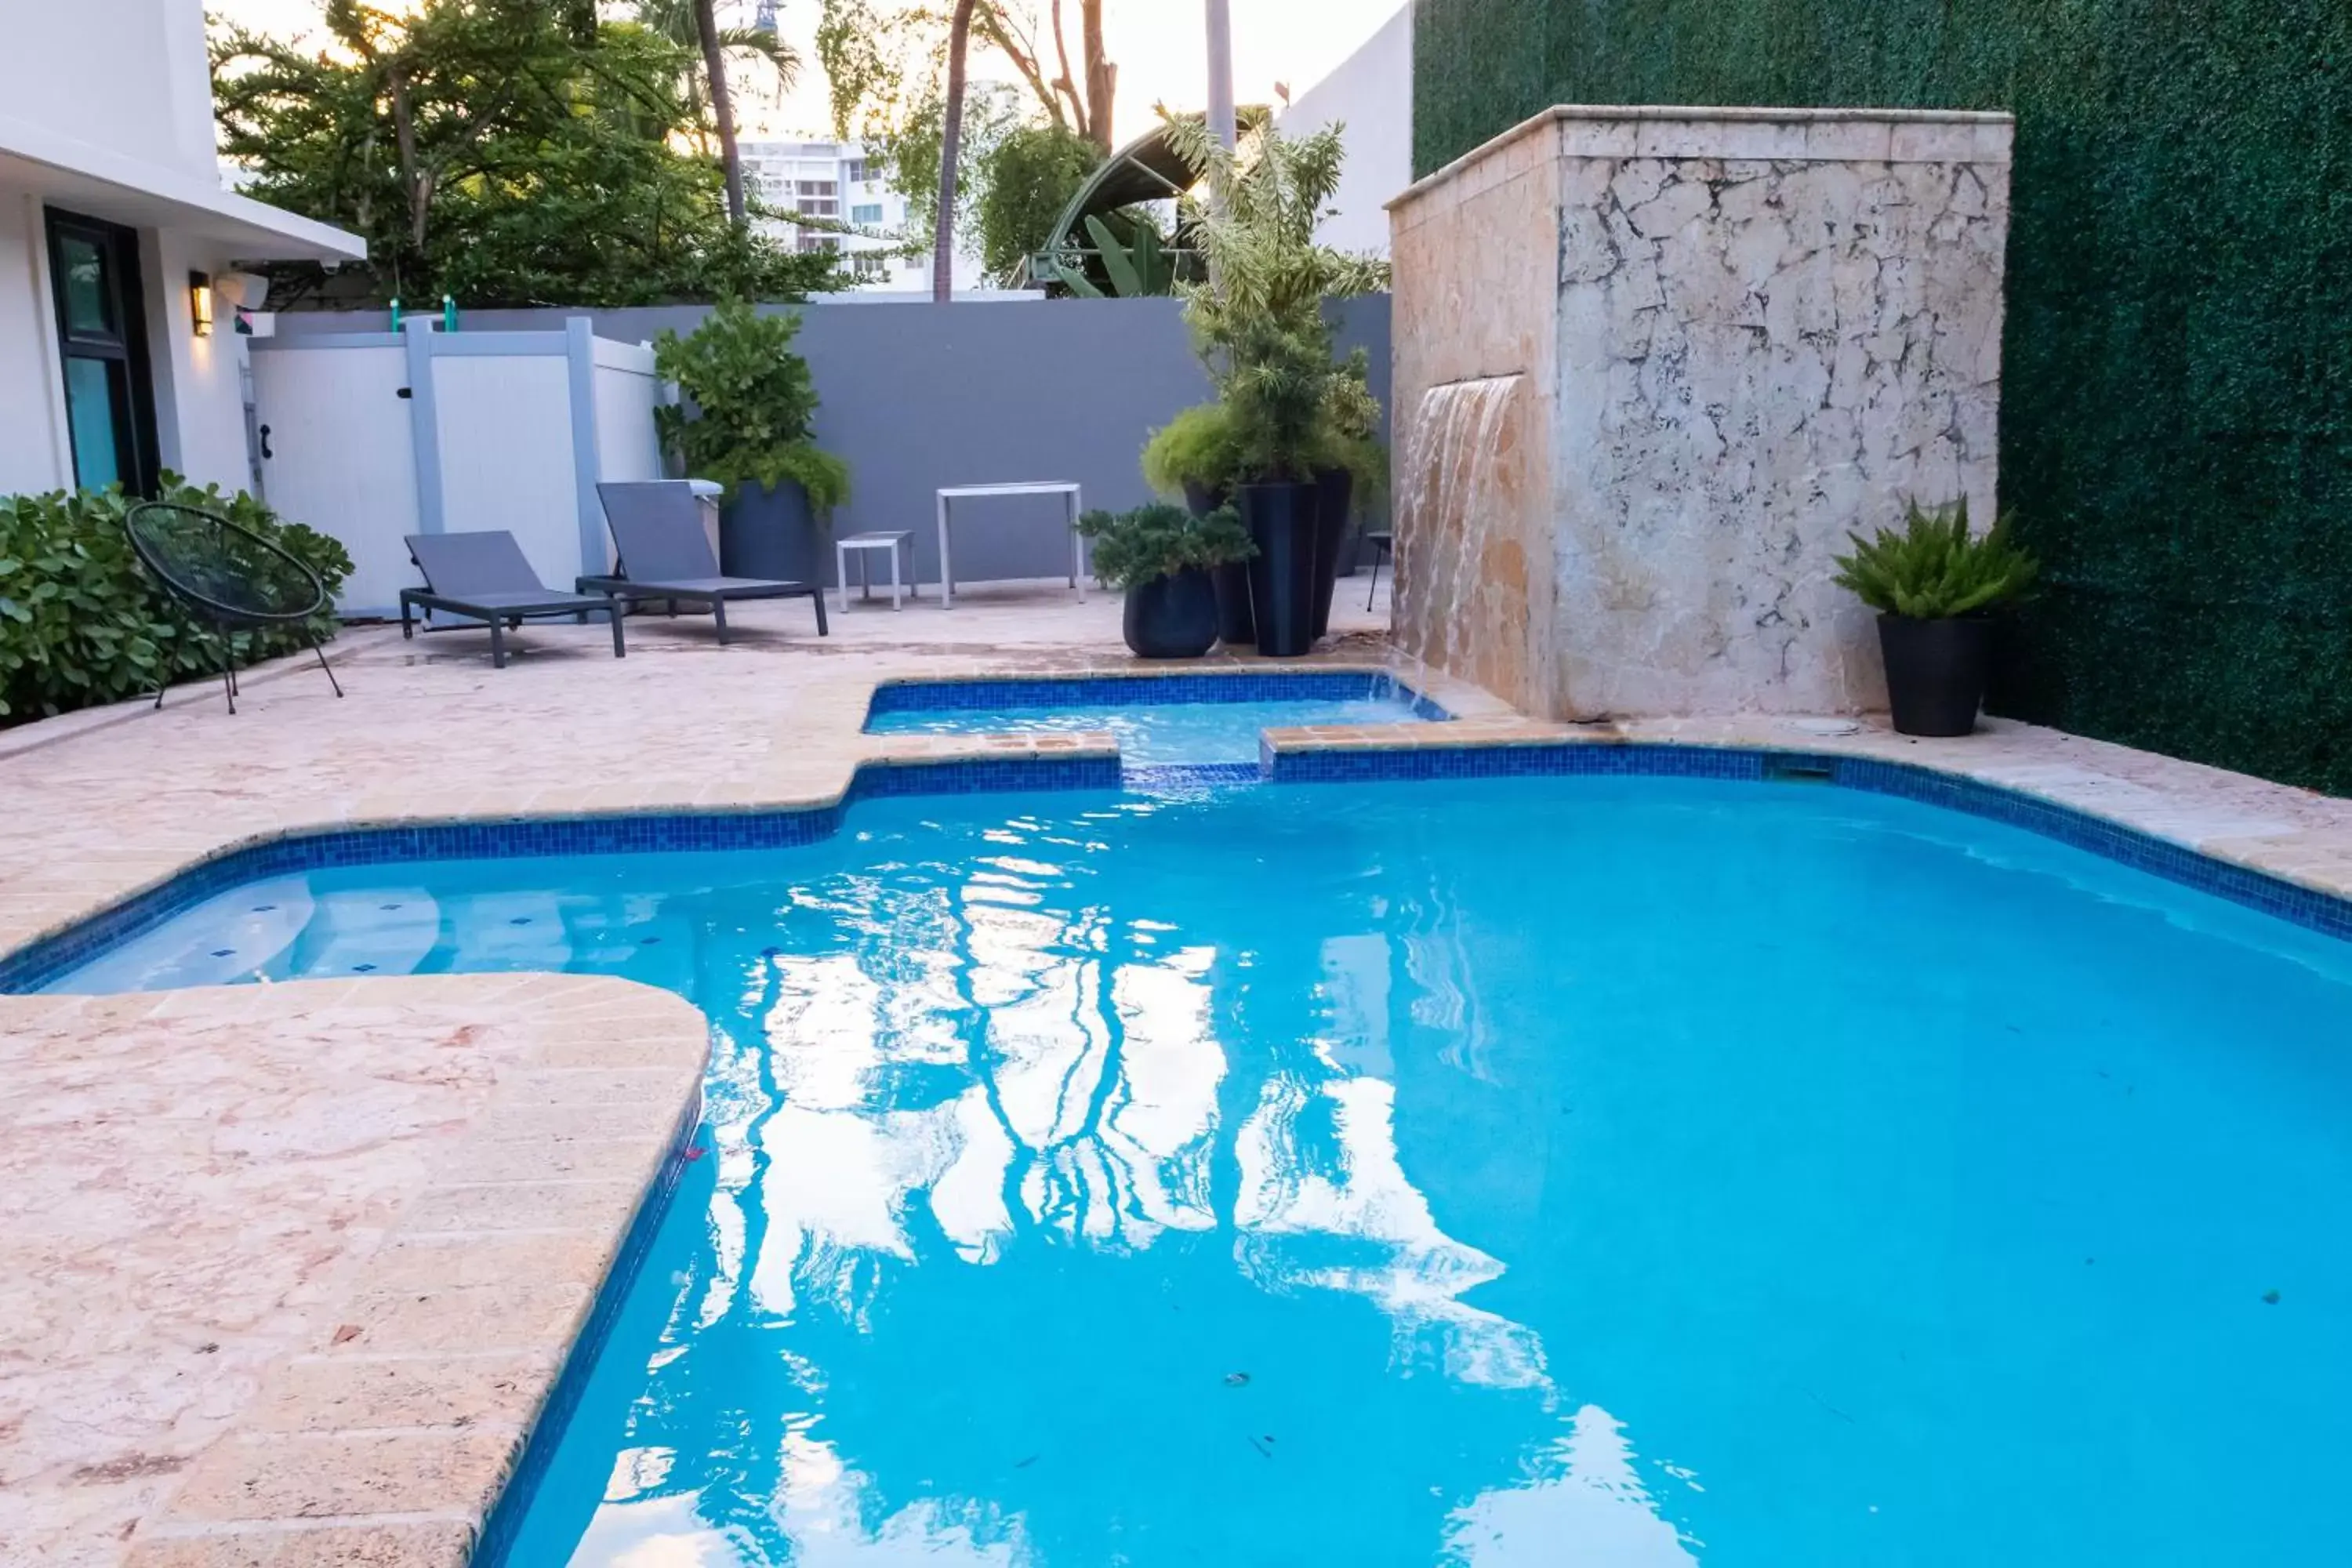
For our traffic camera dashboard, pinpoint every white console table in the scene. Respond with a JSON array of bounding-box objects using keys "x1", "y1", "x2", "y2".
[{"x1": 934, "y1": 481, "x2": 1085, "y2": 608}]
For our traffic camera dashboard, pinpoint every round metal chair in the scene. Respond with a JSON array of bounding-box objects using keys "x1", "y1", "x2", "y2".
[{"x1": 122, "y1": 500, "x2": 344, "y2": 714}]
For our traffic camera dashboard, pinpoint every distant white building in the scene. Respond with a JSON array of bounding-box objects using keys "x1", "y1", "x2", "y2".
[
  {"x1": 739, "y1": 139, "x2": 985, "y2": 293},
  {"x1": 1277, "y1": 4, "x2": 1413, "y2": 258},
  {"x1": 0, "y1": 0, "x2": 362, "y2": 499}
]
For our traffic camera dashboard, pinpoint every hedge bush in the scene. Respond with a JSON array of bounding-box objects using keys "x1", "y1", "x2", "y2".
[
  {"x1": 0, "y1": 478, "x2": 352, "y2": 722},
  {"x1": 1411, "y1": 0, "x2": 2352, "y2": 793}
]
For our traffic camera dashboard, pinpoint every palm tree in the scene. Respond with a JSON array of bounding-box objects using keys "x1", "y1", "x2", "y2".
[
  {"x1": 632, "y1": 0, "x2": 800, "y2": 223},
  {"x1": 932, "y1": 0, "x2": 977, "y2": 299}
]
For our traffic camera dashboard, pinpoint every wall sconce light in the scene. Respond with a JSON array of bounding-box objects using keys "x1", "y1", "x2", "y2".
[{"x1": 189, "y1": 272, "x2": 213, "y2": 337}]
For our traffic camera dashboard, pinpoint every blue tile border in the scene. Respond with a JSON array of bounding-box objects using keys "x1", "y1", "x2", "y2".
[
  {"x1": 471, "y1": 1089, "x2": 703, "y2": 1568},
  {"x1": 0, "y1": 752, "x2": 1120, "y2": 994},
  {"x1": 1265, "y1": 740, "x2": 2352, "y2": 942},
  {"x1": 862, "y1": 669, "x2": 1454, "y2": 726}
]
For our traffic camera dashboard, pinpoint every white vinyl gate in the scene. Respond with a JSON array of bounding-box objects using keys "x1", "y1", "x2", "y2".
[{"x1": 250, "y1": 319, "x2": 663, "y2": 618}]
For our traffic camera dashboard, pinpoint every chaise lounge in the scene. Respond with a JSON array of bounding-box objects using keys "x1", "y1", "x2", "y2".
[
  {"x1": 582, "y1": 481, "x2": 829, "y2": 643},
  {"x1": 400, "y1": 530, "x2": 626, "y2": 668}
]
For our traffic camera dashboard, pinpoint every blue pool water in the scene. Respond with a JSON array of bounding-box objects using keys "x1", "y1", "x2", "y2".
[
  {"x1": 47, "y1": 776, "x2": 2352, "y2": 1566},
  {"x1": 862, "y1": 676, "x2": 1442, "y2": 764}
]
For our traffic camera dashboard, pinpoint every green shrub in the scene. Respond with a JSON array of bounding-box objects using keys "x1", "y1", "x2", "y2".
[
  {"x1": 1835, "y1": 498, "x2": 2038, "y2": 619},
  {"x1": 1076, "y1": 503, "x2": 1254, "y2": 591},
  {"x1": 1142, "y1": 402, "x2": 1244, "y2": 498},
  {"x1": 653, "y1": 297, "x2": 851, "y2": 512},
  {"x1": 0, "y1": 477, "x2": 352, "y2": 722}
]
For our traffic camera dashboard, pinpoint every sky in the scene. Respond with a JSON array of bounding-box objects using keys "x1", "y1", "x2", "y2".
[{"x1": 211, "y1": 0, "x2": 1406, "y2": 146}]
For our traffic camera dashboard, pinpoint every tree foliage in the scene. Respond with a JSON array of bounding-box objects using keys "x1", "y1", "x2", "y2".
[
  {"x1": 212, "y1": 0, "x2": 844, "y2": 307},
  {"x1": 816, "y1": 1, "x2": 1118, "y2": 282}
]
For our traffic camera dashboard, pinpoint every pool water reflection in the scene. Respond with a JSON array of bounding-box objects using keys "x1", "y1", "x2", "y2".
[{"x1": 56, "y1": 777, "x2": 2352, "y2": 1566}]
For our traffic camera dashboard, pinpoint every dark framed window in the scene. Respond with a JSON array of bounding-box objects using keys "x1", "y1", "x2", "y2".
[{"x1": 45, "y1": 209, "x2": 160, "y2": 495}]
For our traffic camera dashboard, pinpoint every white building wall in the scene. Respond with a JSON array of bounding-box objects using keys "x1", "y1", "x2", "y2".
[
  {"x1": 0, "y1": 0, "x2": 361, "y2": 504},
  {"x1": 3, "y1": 0, "x2": 220, "y2": 185},
  {"x1": 740, "y1": 139, "x2": 985, "y2": 292},
  {"x1": 1278, "y1": 4, "x2": 1413, "y2": 258},
  {"x1": 0, "y1": 194, "x2": 72, "y2": 497}
]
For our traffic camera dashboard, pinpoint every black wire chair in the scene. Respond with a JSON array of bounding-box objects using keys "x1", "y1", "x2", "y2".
[{"x1": 122, "y1": 500, "x2": 345, "y2": 715}]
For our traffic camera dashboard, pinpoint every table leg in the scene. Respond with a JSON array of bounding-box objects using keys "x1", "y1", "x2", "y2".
[
  {"x1": 891, "y1": 536, "x2": 904, "y2": 610},
  {"x1": 859, "y1": 547, "x2": 873, "y2": 602},
  {"x1": 1070, "y1": 487, "x2": 1085, "y2": 602},
  {"x1": 834, "y1": 539, "x2": 848, "y2": 614},
  {"x1": 937, "y1": 494, "x2": 953, "y2": 608}
]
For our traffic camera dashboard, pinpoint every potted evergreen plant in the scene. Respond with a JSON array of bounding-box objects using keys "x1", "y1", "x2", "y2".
[
  {"x1": 1142, "y1": 401, "x2": 1253, "y2": 644},
  {"x1": 1162, "y1": 118, "x2": 1389, "y2": 658},
  {"x1": 1076, "y1": 502, "x2": 1255, "y2": 658},
  {"x1": 1835, "y1": 498, "x2": 2038, "y2": 737},
  {"x1": 653, "y1": 298, "x2": 850, "y2": 584}
]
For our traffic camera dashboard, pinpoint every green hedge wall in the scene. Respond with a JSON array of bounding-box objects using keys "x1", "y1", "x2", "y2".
[{"x1": 1414, "y1": 0, "x2": 2352, "y2": 793}]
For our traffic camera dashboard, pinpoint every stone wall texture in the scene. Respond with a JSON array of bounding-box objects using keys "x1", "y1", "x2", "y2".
[{"x1": 1390, "y1": 107, "x2": 2013, "y2": 718}]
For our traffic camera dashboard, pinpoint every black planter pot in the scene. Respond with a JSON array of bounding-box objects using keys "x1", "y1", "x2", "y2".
[
  {"x1": 1123, "y1": 568, "x2": 1219, "y2": 659},
  {"x1": 1878, "y1": 614, "x2": 1991, "y2": 737},
  {"x1": 1310, "y1": 466, "x2": 1354, "y2": 640},
  {"x1": 720, "y1": 480, "x2": 822, "y2": 583},
  {"x1": 1184, "y1": 480, "x2": 1253, "y2": 647},
  {"x1": 1239, "y1": 481, "x2": 1321, "y2": 658}
]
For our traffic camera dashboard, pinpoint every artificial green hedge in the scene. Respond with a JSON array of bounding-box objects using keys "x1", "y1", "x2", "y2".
[
  {"x1": 0, "y1": 478, "x2": 352, "y2": 722},
  {"x1": 1414, "y1": 0, "x2": 2352, "y2": 793}
]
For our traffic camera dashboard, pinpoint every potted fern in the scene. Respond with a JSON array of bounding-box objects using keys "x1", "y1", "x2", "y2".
[
  {"x1": 1835, "y1": 498, "x2": 2038, "y2": 736},
  {"x1": 1076, "y1": 503, "x2": 1254, "y2": 659},
  {"x1": 654, "y1": 298, "x2": 850, "y2": 584}
]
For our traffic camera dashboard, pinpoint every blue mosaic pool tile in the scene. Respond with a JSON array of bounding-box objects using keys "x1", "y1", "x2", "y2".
[
  {"x1": 473, "y1": 1090, "x2": 703, "y2": 1568},
  {"x1": 1267, "y1": 740, "x2": 2352, "y2": 942},
  {"x1": 0, "y1": 751, "x2": 1122, "y2": 994},
  {"x1": 864, "y1": 670, "x2": 1452, "y2": 725}
]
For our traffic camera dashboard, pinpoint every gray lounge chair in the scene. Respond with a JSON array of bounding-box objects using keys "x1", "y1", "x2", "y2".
[
  {"x1": 401, "y1": 531, "x2": 625, "y2": 668},
  {"x1": 581, "y1": 481, "x2": 829, "y2": 643}
]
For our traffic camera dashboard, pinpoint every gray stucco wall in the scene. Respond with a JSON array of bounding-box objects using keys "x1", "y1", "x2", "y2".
[{"x1": 270, "y1": 296, "x2": 1392, "y2": 587}]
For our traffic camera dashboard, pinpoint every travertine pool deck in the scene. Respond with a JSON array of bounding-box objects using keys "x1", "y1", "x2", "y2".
[{"x1": 7, "y1": 579, "x2": 2351, "y2": 1566}]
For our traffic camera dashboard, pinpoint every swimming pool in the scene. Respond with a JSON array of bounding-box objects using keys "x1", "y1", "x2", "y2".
[
  {"x1": 864, "y1": 672, "x2": 1447, "y2": 766},
  {"x1": 31, "y1": 767, "x2": 2352, "y2": 1566}
]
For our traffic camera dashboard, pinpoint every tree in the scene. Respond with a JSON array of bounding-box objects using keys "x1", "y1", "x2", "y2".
[
  {"x1": 816, "y1": 1, "x2": 1116, "y2": 285},
  {"x1": 817, "y1": 2, "x2": 1116, "y2": 151},
  {"x1": 691, "y1": 0, "x2": 748, "y2": 223},
  {"x1": 933, "y1": 0, "x2": 978, "y2": 300},
  {"x1": 212, "y1": 0, "x2": 843, "y2": 307},
  {"x1": 629, "y1": 0, "x2": 800, "y2": 166}
]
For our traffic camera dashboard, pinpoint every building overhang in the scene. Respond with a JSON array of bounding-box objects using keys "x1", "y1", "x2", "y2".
[{"x1": 0, "y1": 112, "x2": 364, "y2": 263}]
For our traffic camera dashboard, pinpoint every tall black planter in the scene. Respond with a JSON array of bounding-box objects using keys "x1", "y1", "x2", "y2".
[
  {"x1": 1310, "y1": 466, "x2": 1353, "y2": 640},
  {"x1": 1878, "y1": 614, "x2": 1991, "y2": 737},
  {"x1": 720, "y1": 480, "x2": 822, "y2": 584},
  {"x1": 1123, "y1": 568, "x2": 1219, "y2": 659},
  {"x1": 1239, "y1": 481, "x2": 1320, "y2": 658},
  {"x1": 1184, "y1": 479, "x2": 1252, "y2": 647}
]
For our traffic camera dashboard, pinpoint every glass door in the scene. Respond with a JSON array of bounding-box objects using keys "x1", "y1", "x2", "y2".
[{"x1": 45, "y1": 209, "x2": 159, "y2": 495}]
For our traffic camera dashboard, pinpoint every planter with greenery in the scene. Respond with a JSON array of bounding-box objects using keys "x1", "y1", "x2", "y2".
[
  {"x1": 0, "y1": 478, "x2": 350, "y2": 724},
  {"x1": 1834, "y1": 498, "x2": 2038, "y2": 737},
  {"x1": 1160, "y1": 118, "x2": 1389, "y2": 658},
  {"x1": 1143, "y1": 401, "x2": 1253, "y2": 644},
  {"x1": 654, "y1": 298, "x2": 850, "y2": 584},
  {"x1": 1076, "y1": 502, "x2": 1254, "y2": 659}
]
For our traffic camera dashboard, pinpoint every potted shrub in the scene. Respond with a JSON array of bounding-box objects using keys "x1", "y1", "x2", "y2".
[
  {"x1": 1835, "y1": 498, "x2": 2038, "y2": 737},
  {"x1": 1305, "y1": 350, "x2": 1388, "y2": 639},
  {"x1": 653, "y1": 298, "x2": 850, "y2": 583},
  {"x1": 1163, "y1": 118, "x2": 1390, "y2": 658},
  {"x1": 1076, "y1": 502, "x2": 1255, "y2": 659},
  {"x1": 1142, "y1": 401, "x2": 1253, "y2": 645}
]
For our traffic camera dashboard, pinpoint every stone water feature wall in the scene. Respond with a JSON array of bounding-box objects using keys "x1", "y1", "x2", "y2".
[{"x1": 1388, "y1": 107, "x2": 2013, "y2": 719}]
